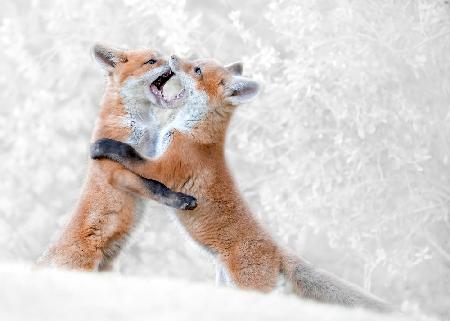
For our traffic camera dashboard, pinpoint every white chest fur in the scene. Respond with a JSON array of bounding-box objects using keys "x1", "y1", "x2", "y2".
[{"x1": 120, "y1": 75, "x2": 165, "y2": 156}]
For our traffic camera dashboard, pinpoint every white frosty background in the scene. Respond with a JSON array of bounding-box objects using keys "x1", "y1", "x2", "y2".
[{"x1": 0, "y1": 0, "x2": 449, "y2": 319}]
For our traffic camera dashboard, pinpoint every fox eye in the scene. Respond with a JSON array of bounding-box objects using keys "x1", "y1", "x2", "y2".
[
  {"x1": 194, "y1": 66, "x2": 202, "y2": 75},
  {"x1": 144, "y1": 58, "x2": 157, "y2": 65}
]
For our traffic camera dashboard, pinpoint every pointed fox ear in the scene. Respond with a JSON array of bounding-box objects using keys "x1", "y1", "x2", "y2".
[
  {"x1": 225, "y1": 76, "x2": 260, "y2": 105},
  {"x1": 92, "y1": 43, "x2": 126, "y2": 71},
  {"x1": 225, "y1": 62, "x2": 243, "y2": 76}
]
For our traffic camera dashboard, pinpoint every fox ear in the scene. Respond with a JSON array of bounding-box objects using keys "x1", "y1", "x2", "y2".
[
  {"x1": 92, "y1": 43, "x2": 126, "y2": 72},
  {"x1": 225, "y1": 62, "x2": 243, "y2": 76},
  {"x1": 225, "y1": 76, "x2": 260, "y2": 105}
]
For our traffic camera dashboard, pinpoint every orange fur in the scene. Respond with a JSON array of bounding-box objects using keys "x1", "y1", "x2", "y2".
[
  {"x1": 38, "y1": 47, "x2": 195, "y2": 270},
  {"x1": 96, "y1": 57, "x2": 284, "y2": 288},
  {"x1": 94, "y1": 56, "x2": 392, "y2": 311}
]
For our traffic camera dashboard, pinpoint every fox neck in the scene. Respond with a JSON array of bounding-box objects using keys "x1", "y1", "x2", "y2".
[
  {"x1": 94, "y1": 79, "x2": 159, "y2": 154},
  {"x1": 190, "y1": 107, "x2": 232, "y2": 145},
  {"x1": 119, "y1": 76, "x2": 154, "y2": 121},
  {"x1": 173, "y1": 90, "x2": 234, "y2": 145},
  {"x1": 119, "y1": 77, "x2": 161, "y2": 154}
]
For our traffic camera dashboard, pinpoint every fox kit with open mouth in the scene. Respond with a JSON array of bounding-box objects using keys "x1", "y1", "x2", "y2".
[
  {"x1": 38, "y1": 46, "x2": 196, "y2": 271},
  {"x1": 92, "y1": 55, "x2": 392, "y2": 311}
]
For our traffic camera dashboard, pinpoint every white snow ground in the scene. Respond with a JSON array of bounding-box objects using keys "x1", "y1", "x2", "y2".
[{"x1": 0, "y1": 263, "x2": 410, "y2": 321}]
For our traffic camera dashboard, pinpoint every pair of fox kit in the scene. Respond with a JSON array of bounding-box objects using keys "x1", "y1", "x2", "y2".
[{"x1": 39, "y1": 44, "x2": 392, "y2": 312}]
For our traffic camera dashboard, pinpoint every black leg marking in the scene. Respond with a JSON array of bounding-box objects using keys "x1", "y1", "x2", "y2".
[
  {"x1": 141, "y1": 177, "x2": 197, "y2": 210},
  {"x1": 90, "y1": 139, "x2": 197, "y2": 210},
  {"x1": 91, "y1": 138, "x2": 143, "y2": 163}
]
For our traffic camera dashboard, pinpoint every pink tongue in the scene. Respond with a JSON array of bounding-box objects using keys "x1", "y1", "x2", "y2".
[
  {"x1": 150, "y1": 84, "x2": 170, "y2": 105},
  {"x1": 150, "y1": 84, "x2": 162, "y2": 98},
  {"x1": 150, "y1": 83, "x2": 184, "y2": 106}
]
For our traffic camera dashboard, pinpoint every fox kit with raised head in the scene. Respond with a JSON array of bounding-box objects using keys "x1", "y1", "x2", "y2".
[
  {"x1": 92, "y1": 55, "x2": 392, "y2": 311},
  {"x1": 38, "y1": 46, "x2": 196, "y2": 271}
]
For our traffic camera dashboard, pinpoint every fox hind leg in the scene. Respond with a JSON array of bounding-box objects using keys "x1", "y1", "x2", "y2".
[{"x1": 215, "y1": 258, "x2": 234, "y2": 287}]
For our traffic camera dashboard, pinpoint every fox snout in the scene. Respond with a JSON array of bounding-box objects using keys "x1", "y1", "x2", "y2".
[{"x1": 169, "y1": 55, "x2": 181, "y2": 72}]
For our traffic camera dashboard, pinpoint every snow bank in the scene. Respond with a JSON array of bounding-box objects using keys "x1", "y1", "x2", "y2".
[{"x1": 0, "y1": 263, "x2": 407, "y2": 321}]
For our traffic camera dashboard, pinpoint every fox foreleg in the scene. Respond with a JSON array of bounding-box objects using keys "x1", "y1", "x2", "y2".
[
  {"x1": 109, "y1": 168, "x2": 196, "y2": 210},
  {"x1": 91, "y1": 138, "x2": 164, "y2": 177},
  {"x1": 91, "y1": 139, "x2": 196, "y2": 210}
]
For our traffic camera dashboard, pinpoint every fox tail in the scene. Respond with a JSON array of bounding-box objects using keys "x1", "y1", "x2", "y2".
[{"x1": 280, "y1": 252, "x2": 394, "y2": 312}]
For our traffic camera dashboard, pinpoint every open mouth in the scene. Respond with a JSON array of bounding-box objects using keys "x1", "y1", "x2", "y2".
[{"x1": 148, "y1": 69, "x2": 186, "y2": 108}]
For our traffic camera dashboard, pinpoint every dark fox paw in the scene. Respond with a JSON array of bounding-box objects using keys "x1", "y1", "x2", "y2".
[
  {"x1": 90, "y1": 138, "x2": 143, "y2": 162},
  {"x1": 176, "y1": 193, "x2": 197, "y2": 210},
  {"x1": 141, "y1": 178, "x2": 197, "y2": 211}
]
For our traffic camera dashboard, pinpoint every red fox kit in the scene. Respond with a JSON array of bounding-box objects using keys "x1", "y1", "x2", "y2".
[
  {"x1": 91, "y1": 55, "x2": 392, "y2": 311},
  {"x1": 38, "y1": 46, "x2": 196, "y2": 271}
]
